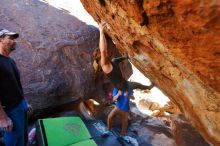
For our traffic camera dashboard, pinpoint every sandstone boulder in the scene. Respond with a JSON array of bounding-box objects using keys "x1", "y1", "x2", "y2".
[
  {"x1": 0, "y1": 0, "x2": 132, "y2": 116},
  {"x1": 0, "y1": 0, "x2": 99, "y2": 112},
  {"x1": 80, "y1": 0, "x2": 220, "y2": 145},
  {"x1": 171, "y1": 114, "x2": 210, "y2": 146}
]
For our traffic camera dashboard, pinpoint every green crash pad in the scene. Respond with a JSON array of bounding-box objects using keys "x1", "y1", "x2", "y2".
[{"x1": 38, "y1": 117, "x2": 97, "y2": 146}]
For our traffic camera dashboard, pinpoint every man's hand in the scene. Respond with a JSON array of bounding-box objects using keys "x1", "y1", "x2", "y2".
[
  {"x1": 27, "y1": 104, "x2": 33, "y2": 116},
  {"x1": 99, "y1": 22, "x2": 107, "y2": 32},
  {"x1": 0, "y1": 116, "x2": 13, "y2": 132}
]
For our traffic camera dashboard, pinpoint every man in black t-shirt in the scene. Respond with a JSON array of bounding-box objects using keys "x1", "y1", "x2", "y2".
[
  {"x1": 0, "y1": 29, "x2": 29, "y2": 146},
  {"x1": 98, "y1": 22, "x2": 154, "y2": 91}
]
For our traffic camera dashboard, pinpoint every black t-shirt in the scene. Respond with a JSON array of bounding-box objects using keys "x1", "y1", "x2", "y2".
[
  {"x1": 0, "y1": 54, "x2": 24, "y2": 109},
  {"x1": 106, "y1": 60, "x2": 128, "y2": 91}
]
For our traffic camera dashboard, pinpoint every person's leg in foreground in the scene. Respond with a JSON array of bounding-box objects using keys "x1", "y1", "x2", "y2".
[
  {"x1": 120, "y1": 111, "x2": 129, "y2": 136},
  {"x1": 4, "y1": 101, "x2": 27, "y2": 146},
  {"x1": 127, "y1": 81, "x2": 154, "y2": 90},
  {"x1": 107, "y1": 107, "x2": 118, "y2": 131}
]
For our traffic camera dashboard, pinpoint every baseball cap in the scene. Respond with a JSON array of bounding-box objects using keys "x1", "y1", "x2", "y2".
[{"x1": 0, "y1": 29, "x2": 19, "y2": 38}]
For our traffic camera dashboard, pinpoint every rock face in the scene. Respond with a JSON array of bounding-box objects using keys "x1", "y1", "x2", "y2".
[
  {"x1": 171, "y1": 114, "x2": 210, "y2": 146},
  {"x1": 80, "y1": 0, "x2": 220, "y2": 145},
  {"x1": 0, "y1": 0, "x2": 99, "y2": 111},
  {"x1": 129, "y1": 114, "x2": 176, "y2": 146},
  {"x1": 0, "y1": 0, "x2": 132, "y2": 115}
]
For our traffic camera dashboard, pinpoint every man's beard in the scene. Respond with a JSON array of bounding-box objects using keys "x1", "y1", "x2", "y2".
[
  {"x1": 10, "y1": 47, "x2": 16, "y2": 51},
  {"x1": 9, "y1": 43, "x2": 16, "y2": 52}
]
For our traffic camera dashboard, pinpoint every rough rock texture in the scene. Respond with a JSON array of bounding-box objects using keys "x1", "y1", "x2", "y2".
[
  {"x1": 129, "y1": 114, "x2": 176, "y2": 146},
  {"x1": 0, "y1": 0, "x2": 99, "y2": 111},
  {"x1": 137, "y1": 99, "x2": 181, "y2": 117},
  {"x1": 80, "y1": 0, "x2": 220, "y2": 145},
  {"x1": 171, "y1": 114, "x2": 210, "y2": 146},
  {"x1": 0, "y1": 0, "x2": 132, "y2": 115}
]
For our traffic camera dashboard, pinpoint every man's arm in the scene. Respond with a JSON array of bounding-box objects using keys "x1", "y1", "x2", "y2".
[{"x1": 0, "y1": 101, "x2": 13, "y2": 132}]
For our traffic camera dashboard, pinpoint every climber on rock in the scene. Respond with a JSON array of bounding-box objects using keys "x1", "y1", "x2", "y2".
[{"x1": 98, "y1": 22, "x2": 154, "y2": 91}]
